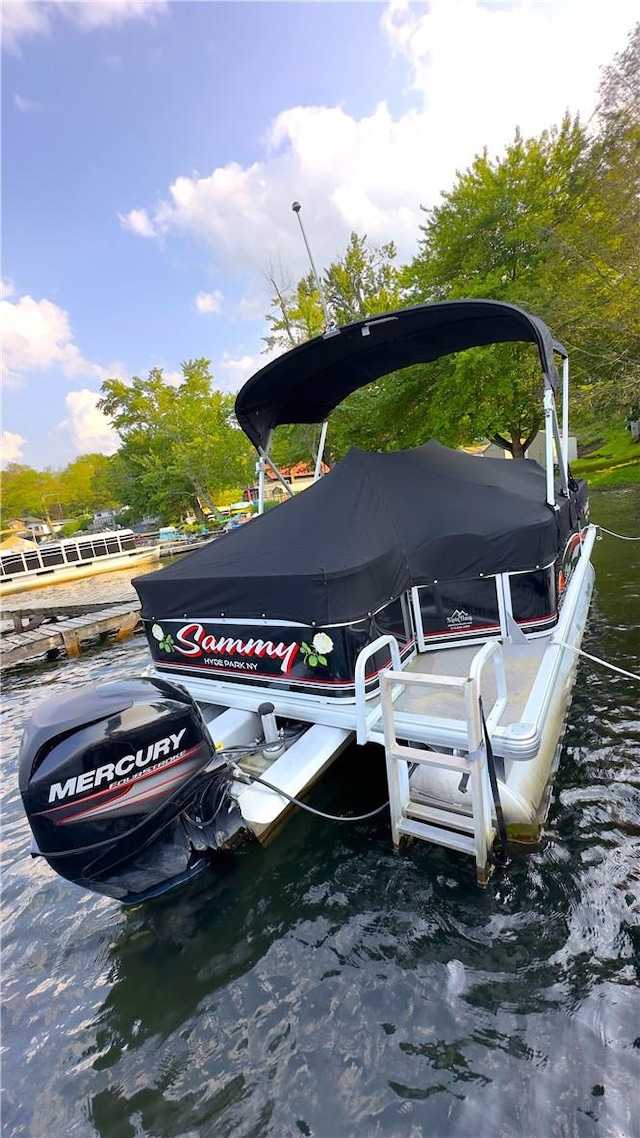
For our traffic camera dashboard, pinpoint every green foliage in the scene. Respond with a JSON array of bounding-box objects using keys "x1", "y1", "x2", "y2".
[
  {"x1": 270, "y1": 422, "x2": 328, "y2": 471},
  {"x1": 56, "y1": 454, "x2": 114, "y2": 515},
  {"x1": 405, "y1": 117, "x2": 588, "y2": 310},
  {"x1": 265, "y1": 232, "x2": 407, "y2": 459},
  {"x1": 98, "y1": 359, "x2": 254, "y2": 522},
  {"x1": 554, "y1": 24, "x2": 640, "y2": 413},
  {"x1": 323, "y1": 233, "x2": 403, "y2": 324},
  {"x1": 0, "y1": 454, "x2": 117, "y2": 526},
  {"x1": 59, "y1": 516, "x2": 92, "y2": 537},
  {"x1": 596, "y1": 21, "x2": 639, "y2": 151},
  {"x1": 3, "y1": 27, "x2": 635, "y2": 533},
  {"x1": 263, "y1": 271, "x2": 326, "y2": 353},
  {"x1": 403, "y1": 117, "x2": 589, "y2": 454},
  {"x1": 264, "y1": 232, "x2": 404, "y2": 356},
  {"x1": 571, "y1": 424, "x2": 640, "y2": 487},
  {"x1": 327, "y1": 364, "x2": 439, "y2": 458},
  {"x1": 262, "y1": 110, "x2": 635, "y2": 460},
  {"x1": 1, "y1": 464, "x2": 61, "y2": 524}
]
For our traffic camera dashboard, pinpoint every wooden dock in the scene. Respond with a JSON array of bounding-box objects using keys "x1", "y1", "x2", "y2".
[{"x1": 1, "y1": 601, "x2": 143, "y2": 668}]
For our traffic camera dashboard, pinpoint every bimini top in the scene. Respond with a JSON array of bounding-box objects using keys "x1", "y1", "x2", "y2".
[
  {"x1": 134, "y1": 442, "x2": 582, "y2": 627},
  {"x1": 235, "y1": 299, "x2": 566, "y2": 453}
]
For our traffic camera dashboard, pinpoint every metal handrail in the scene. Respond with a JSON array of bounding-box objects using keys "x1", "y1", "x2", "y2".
[
  {"x1": 468, "y1": 639, "x2": 507, "y2": 732},
  {"x1": 354, "y1": 634, "x2": 402, "y2": 745}
]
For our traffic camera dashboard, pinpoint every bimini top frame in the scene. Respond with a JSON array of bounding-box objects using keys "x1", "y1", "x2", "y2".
[{"x1": 235, "y1": 298, "x2": 570, "y2": 512}]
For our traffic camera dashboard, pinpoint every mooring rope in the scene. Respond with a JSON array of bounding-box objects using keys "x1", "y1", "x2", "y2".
[
  {"x1": 556, "y1": 641, "x2": 640, "y2": 682},
  {"x1": 597, "y1": 525, "x2": 640, "y2": 541}
]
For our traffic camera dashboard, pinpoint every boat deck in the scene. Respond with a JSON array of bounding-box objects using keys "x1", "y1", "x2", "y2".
[{"x1": 400, "y1": 640, "x2": 547, "y2": 728}]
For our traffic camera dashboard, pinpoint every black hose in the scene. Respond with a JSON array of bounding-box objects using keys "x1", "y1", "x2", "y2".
[{"x1": 231, "y1": 765, "x2": 389, "y2": 823}]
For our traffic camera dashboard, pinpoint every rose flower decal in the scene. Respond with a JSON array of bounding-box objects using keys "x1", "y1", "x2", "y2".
[{"x1": 300, "y1": 632, "x2": 334, "y2": 668}]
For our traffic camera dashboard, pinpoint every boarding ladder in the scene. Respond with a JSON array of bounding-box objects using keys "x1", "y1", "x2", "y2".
[{"x1": 356, "y1": 637, "x2": 504, "y2": 883}]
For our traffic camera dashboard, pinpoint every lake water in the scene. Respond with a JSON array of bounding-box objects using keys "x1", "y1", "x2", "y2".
[{"x1": 2, "y1": 488, "x2": 639, "y2": 1138}]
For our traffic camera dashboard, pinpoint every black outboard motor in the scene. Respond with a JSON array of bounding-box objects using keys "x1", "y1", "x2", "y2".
[{"x1": 19, "y1": 677, "x2": 243, "y2": 902}]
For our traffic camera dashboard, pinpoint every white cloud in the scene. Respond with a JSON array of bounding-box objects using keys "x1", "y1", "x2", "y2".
[
  {"x1": 2, "y1": 1, "x2": 51, "y2": 53},
  {"x1": 2, "y1": 1, "x2": 167, "y2": 53},
  {"x1": 120, "y1": 0, "x2": 638, "y2": 276},
  {"x1": 213, "y1": 352, "x2": 269, "y2": 394},
  {"x1": 195, "y1": 290, "x2": 223, "y2": 315},
  {"x1": 1, "y1": 431, "x2": 27, "y2": 466},
  {"x1": 162, "y1": 369, "x2": 183, "y2": 388},
  {"x1": 118, "y1": 207, "x2": 156, "y2": 238},
  {"x1": 14, "y1": 93, "x2": 42, "y2": 114},
  {"x1": 238, "y1": 292, "x2": 268, "y2": 322},
  {"x1": 63, "y1": 2, "x2": 167, "y2": 32},
  {"x1": 382, "y1": 0, "x2": 638, "y2": 164},
  {"x1": 1, "y1": 291, "x2": 109, "y2": 387},
  {"x1": 121, "y1": 102, "x2": 426, "y2": 276},
  {"x1": 58, "y1": 390, "x2": 119, "y2": 456}
]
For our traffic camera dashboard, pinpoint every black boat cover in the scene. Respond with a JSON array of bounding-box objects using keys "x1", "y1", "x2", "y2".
[
  {"x1": 134, "y1": 442, "x2": 580, "y2": 627},
  {"x1": 235, "y1": 299, "x2": 566, "y2": 453}
]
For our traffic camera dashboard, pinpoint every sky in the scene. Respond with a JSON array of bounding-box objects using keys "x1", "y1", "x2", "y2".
[{"x1": 2, "y1": 0, "x2": 637, "y2": 471}]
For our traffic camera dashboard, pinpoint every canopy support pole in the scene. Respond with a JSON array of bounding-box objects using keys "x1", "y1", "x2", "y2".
[
  {"x1": 544, "y1": 375, "x2": 569, "y2": 499},
  {"x1": 562, "y1": 356, "x2": 569, "y2": 478},
  {"x1": 257, "y1": 454, "x2": 266, "y2": 515},
  {"x1": 551, "y1": 403, "x2": 569, "y2": 496},
  {"x1": 543, "y1": 388, "x2": 557, "y2": 508},
  {"x1": 258, "y1": 447, "x2": 295, "y2": 509},
  {"x1": 314, "y1": 421, "x2": 328, "y2": 482}
]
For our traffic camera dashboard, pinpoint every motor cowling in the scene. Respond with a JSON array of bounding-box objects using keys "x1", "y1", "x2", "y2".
[{"x1": 19, "y1": 677, "x2": 237, "y2": 901}]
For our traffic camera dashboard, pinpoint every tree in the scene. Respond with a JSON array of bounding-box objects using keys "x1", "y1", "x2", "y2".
[
  {"x1": 56, "y1": 454, "x2": 114, "y2": 517},
  {"x1": 401, "y1": 29, "x2": 640, "y2": 443},
  {"x1": 263, "y1": 270, "x2": 326, "y2": 354},
  {"x1": 323, "y1": 233, "x2": 403, "y2": 324},
  {"x1": 403, "y1": 117, "x2": 590, "y2": 455},
  {"x1": 554, "y1": 23, "x2": 640, "y2": 423},
  {"x1": 264, "y1": 232, "x2": 404, "y2": 356},
  {"x1": 98, "y1": 360, "x2": 254, "y2": 522},
  {"x1": 596, "y1": 21, "x2": 639, "y2": 146},
  {"x1": 264, "y1": 233, "x2": 407, "y2": 464},
  {"x1": 0, "y1": 464, "x2": 61, "y2": 528}
]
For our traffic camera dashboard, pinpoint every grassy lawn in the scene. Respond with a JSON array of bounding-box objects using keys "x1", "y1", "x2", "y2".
[{"x1": 571, "y1": 425, "x2": 640, "y2": 488}]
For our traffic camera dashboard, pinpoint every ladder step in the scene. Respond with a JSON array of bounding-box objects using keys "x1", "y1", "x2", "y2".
[
  {"x1": 389, "y1": 744, "x2": 469, "y2": 772},
  {"x1": 384, "y1": 669, "x2": 468, "y2": 689},
  {"x1": 405, "y1": 800, "x2": 476, "y2": 834},
  {"x1": 397, "y1": 817, "x2": 476, "y2": 855}
]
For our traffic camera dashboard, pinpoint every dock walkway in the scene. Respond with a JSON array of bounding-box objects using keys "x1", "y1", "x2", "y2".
[{"x1": 1, "y1": 600, "x2": 142, "y2": 667}]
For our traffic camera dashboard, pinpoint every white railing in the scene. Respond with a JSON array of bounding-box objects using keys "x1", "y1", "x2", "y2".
[
  {"x1": 354, "y1": 633, "x2": 403, "y2": 744},
  {"x1": 468, "y1": 639, "x2": 507, "y2": 732}
]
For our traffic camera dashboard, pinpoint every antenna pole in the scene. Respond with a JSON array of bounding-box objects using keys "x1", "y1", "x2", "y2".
[{"x1": 291, "y1": 201, "x2": 332, "y2": 328}]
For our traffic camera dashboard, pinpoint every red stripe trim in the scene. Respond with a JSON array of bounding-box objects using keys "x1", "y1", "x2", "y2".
[
  {"x1": 60, "y1": 766, "x2": 199, "y2": 823},
  {"x1": 42, "y1": 743, "x2": 205, "y2": 821}
]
